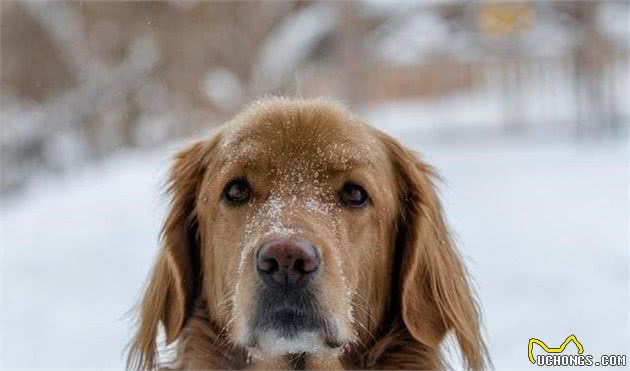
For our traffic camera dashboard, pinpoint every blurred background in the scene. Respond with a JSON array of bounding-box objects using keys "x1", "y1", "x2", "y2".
[{"x1": 1, "y1": 1, "x2": 628, "y2": 369}]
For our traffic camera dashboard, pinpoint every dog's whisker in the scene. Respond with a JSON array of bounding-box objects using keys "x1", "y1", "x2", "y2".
[
  {"x1": 348, "y1": 289, "x2": 377, "y2": 325},
  {"x1": 353, "y1": 316, "x2": 377, "y2": 346}
]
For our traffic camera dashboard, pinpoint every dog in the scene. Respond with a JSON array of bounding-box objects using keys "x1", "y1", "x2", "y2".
[{"x1": 127, "y1": 98, "x2": 488, "y2": 370}]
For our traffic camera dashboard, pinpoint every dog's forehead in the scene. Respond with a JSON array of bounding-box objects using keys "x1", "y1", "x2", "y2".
[{"x1": 219, "y1": 103, "x2": 382, "y2": 172}]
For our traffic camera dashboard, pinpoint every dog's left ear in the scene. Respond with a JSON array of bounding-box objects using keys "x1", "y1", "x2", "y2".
[
  {"x1": 127, "y1": 135, "x2": 219, "y2": 370},
  {"x1": 379, "y1": 132, "x2": 487, "y2": 370}
]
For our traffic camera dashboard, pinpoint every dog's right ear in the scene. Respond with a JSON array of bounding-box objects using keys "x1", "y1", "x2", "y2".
[
  {"x1": 127, "y1": 134, "x2": 220, "y2": 370},
  {"x1": 377, "y1": 131, "x2": 488, "y2": 370}
]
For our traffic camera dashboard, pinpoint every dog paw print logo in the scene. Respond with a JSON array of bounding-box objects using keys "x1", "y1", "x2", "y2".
[
  {"x1": 528, "y1": 335, "x2": 584, "y2": 364},
  {"x1": 529, "y1": 334, "x2": 627, "y2": 367}
]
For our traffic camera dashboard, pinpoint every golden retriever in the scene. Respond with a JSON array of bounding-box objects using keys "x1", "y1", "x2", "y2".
[{"x1": 127, "y1": 98, "x2": 488, "y2": 370}]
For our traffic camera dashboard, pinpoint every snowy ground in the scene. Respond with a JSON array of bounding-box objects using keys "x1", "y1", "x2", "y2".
[{"x1": 1, "y1": 123, "x2": 628, "y2": 369}]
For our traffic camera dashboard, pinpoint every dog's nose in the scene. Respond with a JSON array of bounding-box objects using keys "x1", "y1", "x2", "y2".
[{"x1": 256, "y1": 239, "x2": 319, "y2": 287}]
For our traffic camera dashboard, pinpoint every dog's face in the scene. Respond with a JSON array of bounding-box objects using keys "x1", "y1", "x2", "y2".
[
  {"x1": 128, "y1": 99, "x2": 485, "y2": 370},
  {"x1": 200, "y1": 104, "x2": 399, "y2": 355}
]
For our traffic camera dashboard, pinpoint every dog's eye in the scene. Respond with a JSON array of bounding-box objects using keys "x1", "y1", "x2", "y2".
[
  {"x1": 223, "y1": 178, "x2": 251, "y2": 204},
  {"x1": 339, "y1": 183, "x2": 369, "y2": 208}
]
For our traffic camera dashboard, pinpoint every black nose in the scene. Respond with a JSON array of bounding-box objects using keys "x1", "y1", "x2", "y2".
[{"x1": 256, "y1": 239, "x2": 319, "y2": 287}]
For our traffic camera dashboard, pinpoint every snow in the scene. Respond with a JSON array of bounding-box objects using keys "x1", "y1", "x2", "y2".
[
  {"x1": 370, "y1": 10, "x2": 451, "y2": 65},
  {"x1": 403, "y1": 137, "x2": 629, "y2": 370},
  {"x1": 202, "y1": 67, "x2": 243, "y2": 110},
  {"x1": 250, "y1": 3, "x2": 337, "y2": 95},
  {"x1": 364, "y1": 57, "x2": 630, "y2": 137},
  {"x1": 1, "y1": 120, "x2": 628, "y2": 369},
  {"x1": 367, "y1": 2, "x2": 584, "y2": 66},
  {"x1": 598, "y1": 2, "x2": 630, "y2": 50},
  {"x1": 0, "y1": 147, "x2": 174, "y2": 369},
  {"x1": 364, "y1": 93, "x2": 505, "y2": 135}
]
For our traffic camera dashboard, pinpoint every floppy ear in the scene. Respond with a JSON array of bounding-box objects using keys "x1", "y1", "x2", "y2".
[
  {"x1": 127, "y1": 138, "x2": 216, "y2": 370},
  {"x1": 380, "y1": 133, "x2": 487, "y2": 370}
]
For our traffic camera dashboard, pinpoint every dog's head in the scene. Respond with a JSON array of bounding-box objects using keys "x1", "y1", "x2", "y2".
[{"x1": 128, "y1": 98, "x2": 485, "y2": 369}]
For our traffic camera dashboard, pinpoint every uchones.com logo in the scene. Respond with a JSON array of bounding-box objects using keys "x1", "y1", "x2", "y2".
[{"x1": 528, "y1": 335, "x2": 626, "y2": 367}]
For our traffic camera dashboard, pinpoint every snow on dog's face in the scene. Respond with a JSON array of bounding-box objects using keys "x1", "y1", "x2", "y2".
[
  {"x1": 128, "y1": 98, "x2": 486, "y2": 370},
  {"x1": 196, "y1": 99, "x2": 399, "y2": 357}
]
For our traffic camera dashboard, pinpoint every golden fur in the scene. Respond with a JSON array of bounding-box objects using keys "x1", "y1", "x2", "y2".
[{"x1": 127, "y1": 98, "x2": 488, "y2": 370}]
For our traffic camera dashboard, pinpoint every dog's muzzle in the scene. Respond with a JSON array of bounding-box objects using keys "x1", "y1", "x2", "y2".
[{"x1": 249, "y1": 238, "x2": 339, "y2": 347}]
